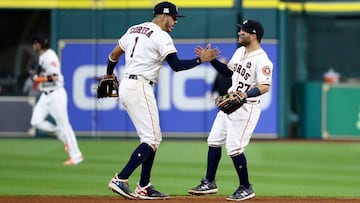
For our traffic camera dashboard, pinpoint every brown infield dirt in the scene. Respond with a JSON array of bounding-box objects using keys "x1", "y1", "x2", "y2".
[{"x1": 1, "y1": 196, "x2": 360, "y2": 203}]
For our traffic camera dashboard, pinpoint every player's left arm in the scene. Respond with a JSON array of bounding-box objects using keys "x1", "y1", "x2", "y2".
[
  {"x1": 245, "y1": 59, "x2": 273, "y2": 98},
  {"x1": 165, "y1": 44, "x2": 219, "y2": 72},
  {"x1": 244, "y1": 83, "x2": 270, "y2": 98},
  {"x1": 165, "y1": 53, "x2": 202, "y2": 72}
]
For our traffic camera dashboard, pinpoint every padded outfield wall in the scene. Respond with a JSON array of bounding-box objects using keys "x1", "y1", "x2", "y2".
[{"x1": 1, "y1": 0, "x2": 360, "y2": 139}]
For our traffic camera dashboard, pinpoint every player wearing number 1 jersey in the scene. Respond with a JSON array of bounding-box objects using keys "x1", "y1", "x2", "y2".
[
  {"x1": 189, "y1": 19, "x2": 273, "y2": 201},
  {"x1": 105, "y1": 1, "x2": 218, "y2": 200}
]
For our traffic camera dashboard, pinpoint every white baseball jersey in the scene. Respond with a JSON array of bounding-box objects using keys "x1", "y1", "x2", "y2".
[
  {"x1": 119, "y1": 22, "x2": 177, "y2": 82},
  {"x1": 208, "y1": 46, "x2": 273, "y2": 156},
  {"x1": 118, "y1": 22, "x2": 179, "y2": 148},
  {"x1": 227, "y1": 46, "x2": 273, "y2": 102},
  {"x1": 38, "y1": 49, "x2": 64, "y2": 91},
  {"x1": 31, "y1": 48, "x2": 82, "y2": 162}
]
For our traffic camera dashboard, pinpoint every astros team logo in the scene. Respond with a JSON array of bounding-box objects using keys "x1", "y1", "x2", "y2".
[
  {"x1": 51, "y1": 61, "x2": 57, "y2": 67},
  {"x1": 262, "y1": 66, "x2": 271, "y2": 76},
  {"x1": 246, "y1": 62, "x2": 251, "y2": 68},
  {"x1": 163, "y1": 8, "x2": 170, "y2": 13}
]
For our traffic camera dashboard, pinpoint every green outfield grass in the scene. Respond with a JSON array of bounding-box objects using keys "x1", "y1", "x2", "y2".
[{"x1": 0, "y1": 138, "x2": 359, "y2": 197}]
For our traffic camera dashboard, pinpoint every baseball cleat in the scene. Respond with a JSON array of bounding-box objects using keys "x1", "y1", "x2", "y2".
[
  {"x1": 188, "y1": 178, "x2": 218, "y2": 195},
  {"x1": 108, "y1": 174, "x2": 137, "y2": 199},
  {"x1": 134, "y1": 183, "x2": 169, "y2": 200},
  {"x1": 63, "y1": 155, "x2": 83, "y2": 166},
  {"x1": 226, "y1": 185, "x2": 255, "y2": 201}
]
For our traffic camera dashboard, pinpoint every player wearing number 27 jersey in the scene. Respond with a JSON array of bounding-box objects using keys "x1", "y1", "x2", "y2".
[
  {"x1": 227, "y1": 42, "x2": 272, "y2": 102},
  {"x1": 189, "y1": 19, "x2": 273, "y2": 201}
]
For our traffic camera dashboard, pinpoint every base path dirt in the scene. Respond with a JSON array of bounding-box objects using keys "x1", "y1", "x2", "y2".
[{"x1": 1, "y1": 196, "x2": 360, "y2": 203}]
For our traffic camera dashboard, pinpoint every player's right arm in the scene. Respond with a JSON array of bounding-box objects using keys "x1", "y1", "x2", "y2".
[
  {"x1": 107, "y1": 44, "x2": 125, "y2": 75},
  {"x1": 194, "y1": 44, "x2": 232, "y2": 77},
  {"x1": 210, "y1": 59, "x2": 233, "y2": 77}
]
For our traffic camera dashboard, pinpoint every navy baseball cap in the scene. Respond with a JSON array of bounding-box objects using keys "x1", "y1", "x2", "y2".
[
  {"x1": 237, "y1": 19, "x2": 264, "y2": 40},
  {"x1": 153, "y1": 1, "x2": 185, "y2": 18}
]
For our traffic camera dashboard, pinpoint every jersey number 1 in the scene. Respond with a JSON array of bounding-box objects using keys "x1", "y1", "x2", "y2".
[{"x1": 130, "y1": 37, "x2": 139, "y2": 58}]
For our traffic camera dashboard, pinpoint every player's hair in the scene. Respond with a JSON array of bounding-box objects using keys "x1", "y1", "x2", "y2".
[
  {"x1": 40, "y1": 40, "x2": 50, "y2": 49},
  {"x1": 31, "y1": 32, "x2": 50, "y2": 49}
]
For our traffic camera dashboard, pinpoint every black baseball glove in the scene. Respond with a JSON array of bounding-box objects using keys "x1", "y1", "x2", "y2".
[
  {"x1": 26, "y1": 56, "x2": 42, "y2": 77},
  {"x1": 95, "y1": 75, "x2": 119, "y2": 98},
  {"x1": 215, "y1": 92, "x2": 246, "y2": 114}
]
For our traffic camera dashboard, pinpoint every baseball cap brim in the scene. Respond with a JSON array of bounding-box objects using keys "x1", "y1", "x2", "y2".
[
  {"x1": 236, "y1": 24, "x2": 253, "y2": 33},
  {"x1": 154, "y1": 13, "x2": 185, "y2": 18}
]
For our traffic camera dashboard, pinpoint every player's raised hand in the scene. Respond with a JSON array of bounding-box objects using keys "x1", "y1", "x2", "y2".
[
  {"x1": 194, "y1": 45, "x2": 205, "y2": 56},
  {"x1": 196, "y1": 44, "x2": 219, "y2": 62},
  {"x1": 195, "y1": 43, "x2": 211, "y2": 56}
]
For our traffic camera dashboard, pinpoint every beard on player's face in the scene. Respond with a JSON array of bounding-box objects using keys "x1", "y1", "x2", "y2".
[{"x1": 238, "y1": 35, "x2": 251, "y2": 46}]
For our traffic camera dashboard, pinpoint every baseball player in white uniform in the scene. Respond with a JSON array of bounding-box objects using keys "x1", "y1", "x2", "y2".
[
  {"x1": 30, "y1": 33, "x2": 83, "y2": 166},
  {"x1": 106, "y1": 1, "x2": 218, "y2": 200},
  {"x1": 188, "y1": 19, "x2": 273, "y2": 201}
]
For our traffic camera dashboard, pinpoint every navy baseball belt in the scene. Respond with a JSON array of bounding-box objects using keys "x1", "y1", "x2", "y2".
[
  {"x1": 41, "y1": 87, "x2": 60, "y2": 95},
  {"x1": 128, "y1": 74, "x2": 154, "y2": 85},
  {"x1": 246, "y1": 100, "x2": 260, "y2": 104},
  {"x1": 42, "y1": 90, "x2": 54, "y2": 95}
]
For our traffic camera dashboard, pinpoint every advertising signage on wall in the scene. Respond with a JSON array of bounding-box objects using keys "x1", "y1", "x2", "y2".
[{"x1": 60, "y1": 40, "x2": 278, "y2": 138}]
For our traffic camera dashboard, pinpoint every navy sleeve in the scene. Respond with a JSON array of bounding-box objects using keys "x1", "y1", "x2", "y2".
[
  {"x1": 165, "y1": 53, "x2": 201, "y2": 72},
  {"x1": 210, "y1": 59, "x2": 233, "y2": 77}
]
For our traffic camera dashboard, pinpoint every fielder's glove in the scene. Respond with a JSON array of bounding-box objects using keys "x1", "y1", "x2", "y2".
[
  {"x1": 95, "y1": 75, "x2": 119, "y2": 98},
  {"x1": 215, "y1": 92, "x2": 246, "y2": 114}
]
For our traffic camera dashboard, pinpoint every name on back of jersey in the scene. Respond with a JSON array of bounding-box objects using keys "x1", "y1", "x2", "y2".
[{"x1": 130, "y1": 26, "x2": 154, "y2": 38}]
